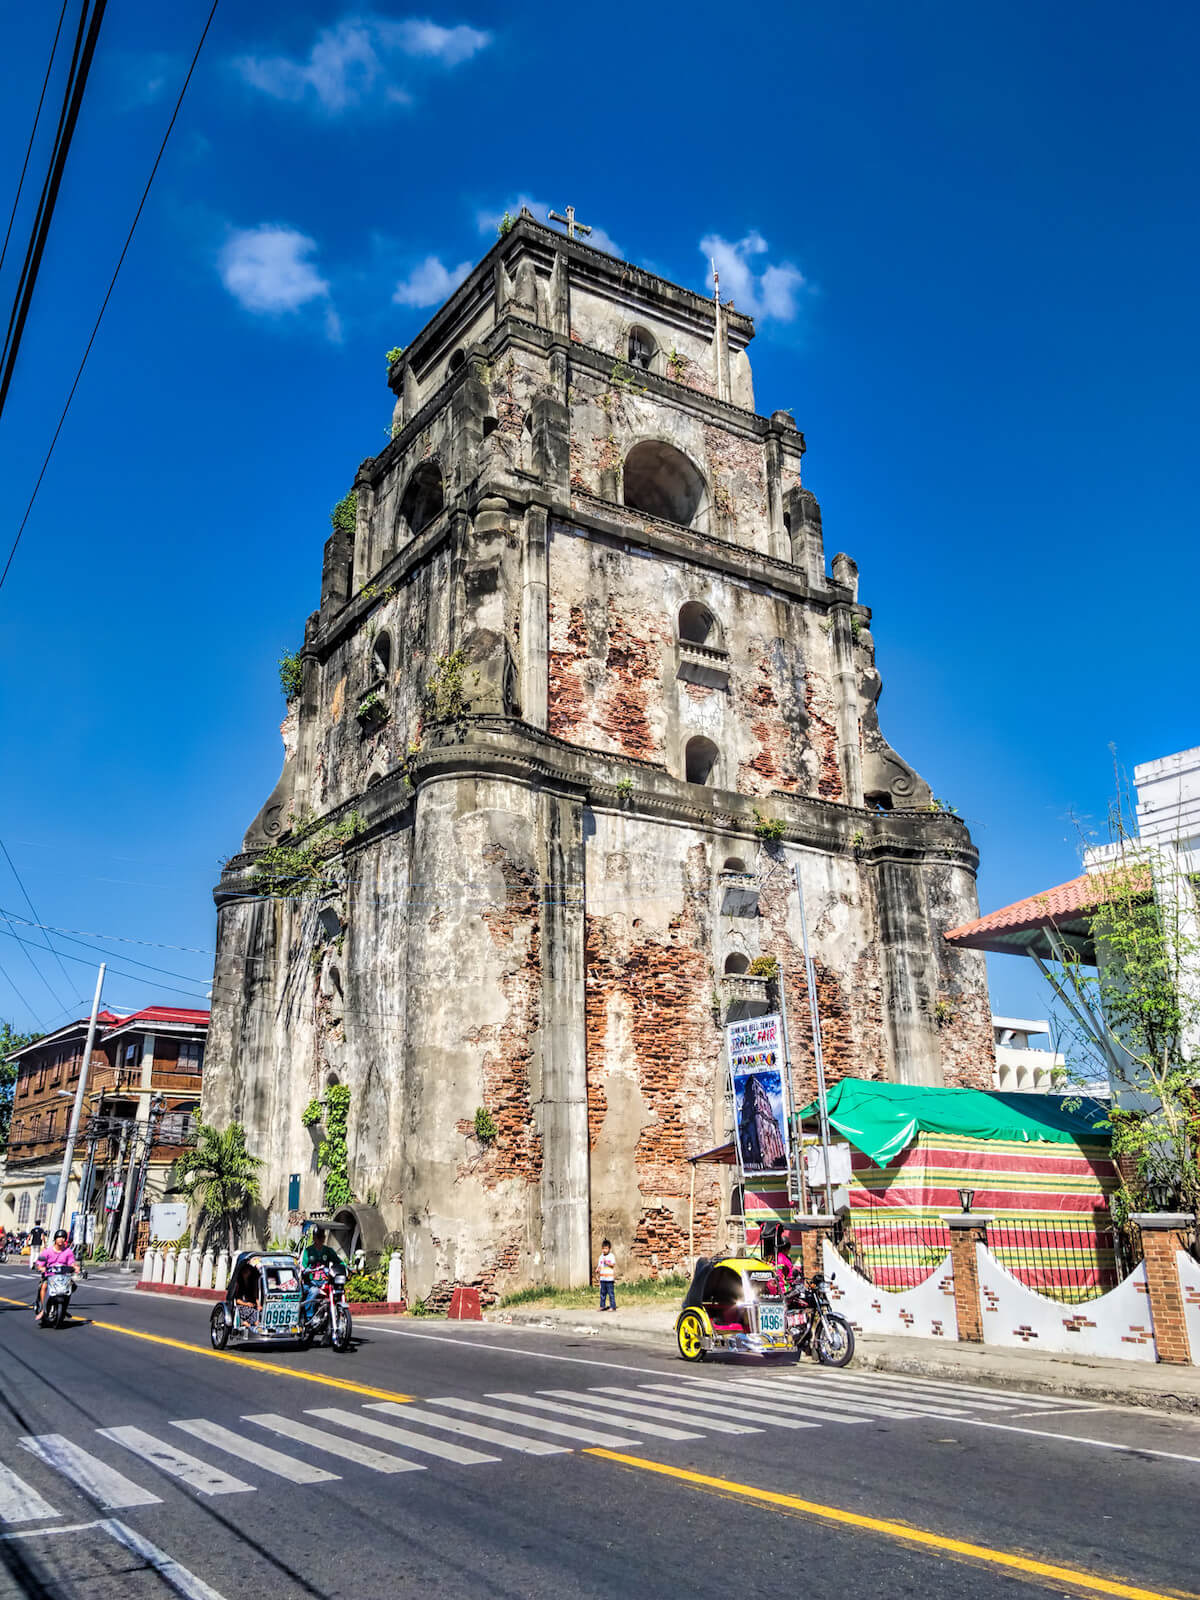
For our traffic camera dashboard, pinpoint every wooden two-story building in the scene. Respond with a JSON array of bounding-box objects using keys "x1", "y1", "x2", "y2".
[{"x1": 1, "y1": 1007, "x2": 208, "y2": 1253}]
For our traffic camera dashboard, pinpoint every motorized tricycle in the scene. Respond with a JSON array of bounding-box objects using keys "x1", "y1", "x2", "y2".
[
  {"x1": 675, "y1": 1253, "x2": 793, "y2": 1361},
  {"x1": 210, "y1": 1252, "x2": 305, "y2": 1349}
]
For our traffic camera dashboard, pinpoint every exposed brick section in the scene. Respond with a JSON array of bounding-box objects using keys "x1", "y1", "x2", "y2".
[
  {"x1": 804, "y1": 671, "x2": 844, "y2": 799},
  {"x1": 599, "y1": 608, "x2": 658, "y2": 756},
  {"x1": 633, "y1": 1207, "x2": 686, "y2": 1275},
  {"x1": 547, "y1": 602, "x2": 588, "y2": 738},
  {"x1": 948, "y1": 1221, "x2": 989, "y2": 1342},
  {"x1": 1138, "y1": 1221, "x2": 1194, "y2": 1364}
]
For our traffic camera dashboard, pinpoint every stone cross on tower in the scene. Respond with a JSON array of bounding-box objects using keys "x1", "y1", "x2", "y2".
[{"x1": 547, "y1": 206, "x2": 592, "y2": 241}]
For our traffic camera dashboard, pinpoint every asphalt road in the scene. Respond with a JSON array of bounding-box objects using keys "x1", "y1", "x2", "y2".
[{"x1": 0, "y1": 1268, "x2": 1197, "y2": 1600}]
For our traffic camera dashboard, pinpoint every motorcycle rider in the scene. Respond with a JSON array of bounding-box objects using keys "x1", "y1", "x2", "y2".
[
  {"x1": 299, "y1": 1226, "x2": 346, "y2": 1324},
  {"x1": 34, "y1": 1230, "x2": 78, "y2": 1317}
]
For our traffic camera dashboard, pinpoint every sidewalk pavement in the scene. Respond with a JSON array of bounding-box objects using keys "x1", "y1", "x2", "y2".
[{"x1": 486, "y1": 1302, "x2": 1200, "y2": 1416}]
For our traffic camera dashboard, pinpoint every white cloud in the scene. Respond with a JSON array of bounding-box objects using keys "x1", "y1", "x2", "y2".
[
  {"x1": 699, "y1": 231, "x2": 808, "y2": 322},
  {"x1": 218, "y1": 224, "x2": 338, "y2": 335},
  {"x1": 392, "y1": 255, "x2": 472, "y2": 307},
  {"x1": 476, "y1": 195, "x2": 623, "y2": 259},
  {"x1": 234, "y1": 14, "x2": 490, "y2": 114}
]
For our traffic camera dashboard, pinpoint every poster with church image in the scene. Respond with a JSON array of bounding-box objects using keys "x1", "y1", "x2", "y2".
[{"x1": 727, "y1": 1014, "x2": 790, "y2": 1174}]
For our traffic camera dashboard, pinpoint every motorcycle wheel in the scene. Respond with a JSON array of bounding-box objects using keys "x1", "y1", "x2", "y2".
[
  {"x1": 297, "y1": 1322, "x2": 314, "y2": 1351},
  {"x1": 330, "y1": 1305, "x2": 352, "y2": 1352},
  {"x1": 45, "y1": 1299, "x2": 64, "y2": 1330},
  {"x1": 209, "y1": 1305, "x2": 230, "y2": 1350},
  {"x1": 815, "y1": 1312, "x2": 855, "y2": 1367},
  {"x1": 676, "y1": 1309, "x2": 707, "y2": 1362}
]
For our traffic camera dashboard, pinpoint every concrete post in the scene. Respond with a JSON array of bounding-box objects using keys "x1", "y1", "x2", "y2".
[
  {"x1": 149, "y1": 1249, "x2": 163, "y2": 1284},
  {"x1": 163, "y1": 1249, "x2": 177, "y2": 1287},
  {"x1": 1132, "y1": 1213, "x2": 1195, "y2": 1364},
  {"x1": 186, "y1": 1249, "x2": 201, "y2": 1290},
  {"x1": 215, "y1": 1249, "x2": 230, "y2": 1289},
  {"x1": 200, "y1": 1249, "x2": 215, "y2": 1291},
  {"x1": 141, "y1": 1247, "x2": 157, "y2": 1283},
  {"x1": 386, "y1": 1250, "x2": 404, "y2": 1305},
  {"x1": 791, "y1": 1216, "x2": 836, "y2": 1281},
  {"x1": 945, "y1": 1215, "x2": 990, "y2": 1342}
]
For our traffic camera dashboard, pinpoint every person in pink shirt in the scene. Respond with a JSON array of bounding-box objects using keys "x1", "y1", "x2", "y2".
[{"x1": 34, "y1": 1229, "x2": 78, "y2": 1317}]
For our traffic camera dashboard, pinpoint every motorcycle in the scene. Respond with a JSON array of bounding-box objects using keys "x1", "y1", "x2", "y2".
[
  {"x1": 300, "y1": 1265, "x2": 352, "y2": 1352},
  {"x1": 785, "y1": 1271, "x2": 855, "y2": 1366},
  {"x1": 38, "y1": 1268, "x2": 82, "y2": 1329}
]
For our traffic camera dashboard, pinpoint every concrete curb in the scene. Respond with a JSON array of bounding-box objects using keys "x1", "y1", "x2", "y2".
[{"x1": 134, "y1": 1282, "x2": 408, "y2": 1317}]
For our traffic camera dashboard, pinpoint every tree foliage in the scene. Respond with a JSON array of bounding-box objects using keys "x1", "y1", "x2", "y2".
[
  {"x1": 172, "y1": 1121, "x2": 263, "y2": 1253},
  {"x1": 0, "y1": 1022, "x2": 38, "y2": 1149}
]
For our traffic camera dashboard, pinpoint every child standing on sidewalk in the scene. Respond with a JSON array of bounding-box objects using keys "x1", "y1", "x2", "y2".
[{"x1": 597, "y1": 1238, "x2": 617, "y2": 1311}]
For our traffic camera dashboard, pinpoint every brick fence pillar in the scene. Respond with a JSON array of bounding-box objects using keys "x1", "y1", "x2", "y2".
[
  {"x1": 790, "y1": 1216, "x2": 836, "y2": 1280},
  {"x1": 1132, "y1": 1213, "x2": 1195, "y2": 1365},
  {"x1": 945, "y1": 1215, "x2": 990, "y2": 1343}
]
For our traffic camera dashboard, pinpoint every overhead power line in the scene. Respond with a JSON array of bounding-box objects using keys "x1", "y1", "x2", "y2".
[
  {"x1": 0, "y1": 0, "x2": 221, "y2": 598},
  {"x1": 0, "y1": 0, "x2": 108, "y2": 424},
  {"x1": 0, "y1": 1, "x2": 71, "y2": 284},
  {"x1": 0, "y1": 836, "x2": 75, "y2": 998}
]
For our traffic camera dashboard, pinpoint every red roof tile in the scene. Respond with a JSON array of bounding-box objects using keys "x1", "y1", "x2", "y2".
[{"x1": 945, "y1": 867, "x2": 1151, "y2": 953}]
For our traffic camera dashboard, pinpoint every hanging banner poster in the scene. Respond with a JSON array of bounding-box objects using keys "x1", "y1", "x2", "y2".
[{"x1": 726, "y1": 1013, "x2": 789, "y2": 1175}]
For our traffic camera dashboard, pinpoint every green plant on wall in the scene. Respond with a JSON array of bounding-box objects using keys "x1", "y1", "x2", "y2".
[
  {"x1": 251, "y1": 812, "x2": 364, "y2": 899},
  {"x1": 614, "y1": 776, "x2": 633, "y2": 800},
  {"x1": 278, "y1": 651, "x2": 303, "y2": 700},
  {"x1": 747, "y1": 955, "x2": 779, "y2": 979},
  {"x1": 753, "y1": 809, "x2": 786, "y2": 843},
  {"x1": 316, "y1": 1084, "x2": 353, "y2": 1208},
  {"x1": 497, "y1": 211, "x2": 515, "y2": 237},
  {"x1": 423, "y1": 650, "x2": 477, "y2": 728},
  {"x1": 386, "y1": 346, "x2": 404, "y2": 367},
  {"x1": 473, "y1": 1104, "x2": 498, "y2": 1144},
  {"x1": 330, "y1": 490, "x2": 357, "y2": 539},
  {"x1": 300, "y1": 1098, "x2": 323, "y2": 1128}
]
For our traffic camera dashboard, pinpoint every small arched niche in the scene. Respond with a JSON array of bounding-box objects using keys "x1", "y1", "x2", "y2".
[
  {"x1": 678, "y1": 602, "x2": 719, "y2": 646},
  {"x1": 372, "y1": 631, "x2": 392, "y2": 680},
  {"x1": 447, "y1": 348, "x2": 466, "y2": 374},
  {"x1": 685, "y1": 735, "x2": 720, "y2": 786},
  {"x1": 723, "y1": 856, "x2": 748, "y2": 874},
  {"x1": 724, "y1": 952, "x2": 749, "y2": 975},
  {"x1": 627, "y1": 325, "x2": 656, "y2": 371},
  {"x1": 623, "y1": 440, "x2": 707, "y2": 528},
  {"x1": 397, "y1": 461, "x2": 444, "y2": 541}
]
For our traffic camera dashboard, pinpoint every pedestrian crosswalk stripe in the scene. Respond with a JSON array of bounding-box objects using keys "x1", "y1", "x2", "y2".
[
  {"x1": 807, "y1": 1370, "x2": 1085, "y2": 1408},
  {"x1": 244, "y1": 1414, "x2": 423, "y2": 1473},
  {"x1": 704, "y1": 1376, "x2": 960, "y2": 1420},
  {"x1": 776, "y1": 1372, "x2": 1005, "y2": 1412},
  {"x1": 632, "y1": 1385, "x2": 820, "y2": 1430},
  {"x1": 0, "y1": 1463, "x2": 58, "y2": 1524},
  {"x1": 170, "y1": 1420, "x2": 340, "y2": 1484},
  {"x1": 666, "y1": 1378, "x2": 885, "y2": 1424},
  {"x1": 429, "y1": 1397, "x2": 638, "y2": 1448},
  {"x1": 19, "y1": 1434, "x2": 161, "y2": 1509},
  {"x1": 771, "y1": 1376, "x2": 984, "y2": 1416},
  {"x1": 97, "y1": 1427, "x2": 255, "y2": 1497},
  {"x1": 587, "y1": 1387, "x2": 776, "y2": 1432},
  {"x1": 366, "y1": 1402, "x2": 569, "y2": 1456},
  {"x1": 487, "y1": 1393, "x2": 702, "y2": 1442},
  {"x1": 305, "y1": 1408, "x2": 499, "y2": 1466},
  {"x1": 565, "y1": 1390, "x2": 763, "y2": 1435}
]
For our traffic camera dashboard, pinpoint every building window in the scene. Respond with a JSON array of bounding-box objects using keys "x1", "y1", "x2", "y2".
[
  {"x1": 17, "y1": 1194, "x2": 30, "y2": 1227},
  {"x1": 684, "y1": 736, "x2": 720, "y2": 786},
  {"x1": 178, "y1": 1041, "x2": 205, "y2": 1073},
  {"x1": 124, "y1": 1040, "x2": 140, "y2": 1069},
  {"x1": 622, "y1": 441, "x2": 708, "y2": 529},
  {"x1": 159, "y1": 1111, "x2": 196, "y2": 1144},
  {"x1": 447, "y1": 348, "x2": 465, "y2": 373},
  {"x1": 724, "y1": 952, "x2": 750, "y2": 975},
  {"x1": 372, "y1": 632, "x2": 392, "y2": 680},
  {"x1": 628, "y1": 326, "x2": 656, "y2": 370},
  {"x1": 397, "y1": 461, "x2": 444, "y2": 540},
  {"x1": 678, "y1": 602, "x2": 719, "y2": 646}
]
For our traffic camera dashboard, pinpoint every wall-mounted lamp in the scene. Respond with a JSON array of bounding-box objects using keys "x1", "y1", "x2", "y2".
[{"x1": 957, "y1": 1188, "x2": 975, "y2": 1213}]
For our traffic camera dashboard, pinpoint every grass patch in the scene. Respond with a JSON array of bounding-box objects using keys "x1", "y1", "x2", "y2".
[{"x1": 498, "y1": 1273, "x2": 688, "y2": 1311}]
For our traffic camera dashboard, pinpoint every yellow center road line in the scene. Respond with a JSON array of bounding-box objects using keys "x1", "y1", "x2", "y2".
[
  {"x1": 585, "y1": 1449, "x2": 1194, "y2": 1600},
  {"x1": 0, "y1": 1294, "x2": 413, "y2": 1405}
]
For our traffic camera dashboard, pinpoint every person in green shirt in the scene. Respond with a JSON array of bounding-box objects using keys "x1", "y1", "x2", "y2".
[{"x1": 300, "y1": 1227, "x2": 346, "y2": 1322}]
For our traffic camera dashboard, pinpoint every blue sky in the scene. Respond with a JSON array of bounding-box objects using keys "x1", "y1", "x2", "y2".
[{"x1": 0, "y1": 2, "x2": 1196, "y2": 1041}]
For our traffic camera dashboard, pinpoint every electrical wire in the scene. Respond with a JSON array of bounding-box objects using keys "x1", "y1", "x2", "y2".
[
  {"x1": 0, "y1": 1, "x2": 71, "y2": 284},
  {"x1": 0, "y1": 0, "x2": 107, "y2": 423},
  {"x1": 0, "y1": 0, "x2": 221, "y2": 597},
  {"x1": 0, "y1": 923, "x2": 208, "y2": 1001},
  {"x1": 0, "y1": 837, "x2": 75, "y2": 998}
]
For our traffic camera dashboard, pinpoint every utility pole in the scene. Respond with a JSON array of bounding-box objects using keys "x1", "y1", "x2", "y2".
[
  {"x1": 49, "y1": 963, "x2": 105, "y2": 1240},
  {"x1": 793, "y1": 868, "x2": 835, "y2": 1216}
]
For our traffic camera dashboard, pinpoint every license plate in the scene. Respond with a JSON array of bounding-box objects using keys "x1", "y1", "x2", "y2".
[
  {"x1": 759, "y1": 1305, "x2": 785, "y2": 1335},
  {"x1": 264, "y1": 1301, "x2": 299, "y2": 1330}
]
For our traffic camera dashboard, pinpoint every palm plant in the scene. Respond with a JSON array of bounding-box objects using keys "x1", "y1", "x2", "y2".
[{"x1": 173, "y1": 1121, "x2": 263, "y2": 1254}]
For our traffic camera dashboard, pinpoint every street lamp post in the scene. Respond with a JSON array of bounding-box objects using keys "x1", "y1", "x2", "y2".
[{"x1": 49, "y1": 963, "x2": 106, "y2": 1240}]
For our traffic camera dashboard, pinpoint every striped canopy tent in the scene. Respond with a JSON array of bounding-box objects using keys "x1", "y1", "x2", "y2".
[{"x1": 792, "y1": 1080, "x2": 1119, "y2": 1296}]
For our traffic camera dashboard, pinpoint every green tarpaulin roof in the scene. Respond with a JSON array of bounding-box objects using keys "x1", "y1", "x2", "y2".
[{"x1": 797, "y1": 1079, "x2": 1110, "y2": 1168}]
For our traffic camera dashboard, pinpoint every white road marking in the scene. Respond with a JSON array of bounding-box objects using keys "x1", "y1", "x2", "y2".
[
  {"x1": 244, "y1": 1414, "x2": 423, "y2": 1473},
  {"x1": 19, "y1": 1435, "x2": 160, "y2": 1509},
  {"x1": 566, "y1": 1390, "x2": 763, "y2": 1434},
  {"x1": 428, "y1": 1396, "x2": 638, "y2": 1447},
  {"x1": 779, "y1": 1372, "x2": 1021, "y2": 1412},
  {"x1": 485, "y1": 1392, "x2": 701, "y2": 1441},
  {"x1": 362, "y1": 1323, "x2": 683, "y2": 1376},
  {"x1": 0, "y1": 1462, "x2": 58, "y2": 1524},
  {"x1": 367, "y1": 1402, "x2": 568, "y2": 1456},
  {"x1": 814, "y1": 1369, "x2": 1094, "y2": 1408},
  {"x1": 97, "y1": 1427, "x2": 254, "y2": 1497},
  {"x1": 1004, "y1": 1405, "x2": 1109, "y2": 1418},
  {"x1": 102, "y1": 1516, "x2": 231, "y2": 1600},
  {"x1": 586, "y1": 1386, "x2": 771, "y2": 1432},
  {"x1": 632, "y1": 1385, "x2": 821, "y2": 1429},
  {"x1": 710, "y1": 1375, "x2": 965, "y2": 1420},
  {"x1": 953, "y1": 1417, "x2": 1200, "y2": 1464},
  {"x1": 305, "y1": 1407, "x2": 499, "y2": 1465},
  {"x1": 669, "y1": 1377, "x2": 918, "y2": 1422},
  {"x1": 170, "y1": 1420, "x2": 340, "y2": 1484}
]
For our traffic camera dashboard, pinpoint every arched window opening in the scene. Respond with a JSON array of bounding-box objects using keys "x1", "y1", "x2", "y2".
[
  {"x1": 724, "y1": 952, "x2": 749, "y2": 975},
  {"x1": 678, "y1": 602, "x2": 718, "y2": 646},
  {"x1": 628, "y1": 326, "x2": 656, "y2": 370},
  {"x1": 623, "y1": 440, "x2": 707, "y2": 528},
  {"x1": 685, "y1": 736, "x2": 720, "y2": 786},
  {"x1": 730, "y1": 1183, "x2": 744, "y2": 1219},
  {"x1": 372, "y1": 632, "x2": 391, "y2": 680},
  {"x1": 397, "y1": 461, "x2": 444, "y2": 540},
  {"x1": 448, "y1": 348, "x2": 465, "y2": 373},
  {"x1": 723, "y1": 857, "x2": 748, "y2": 874},
  {"x1": 482, "y1": 415, "x2": 499, "y2": 439}
]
